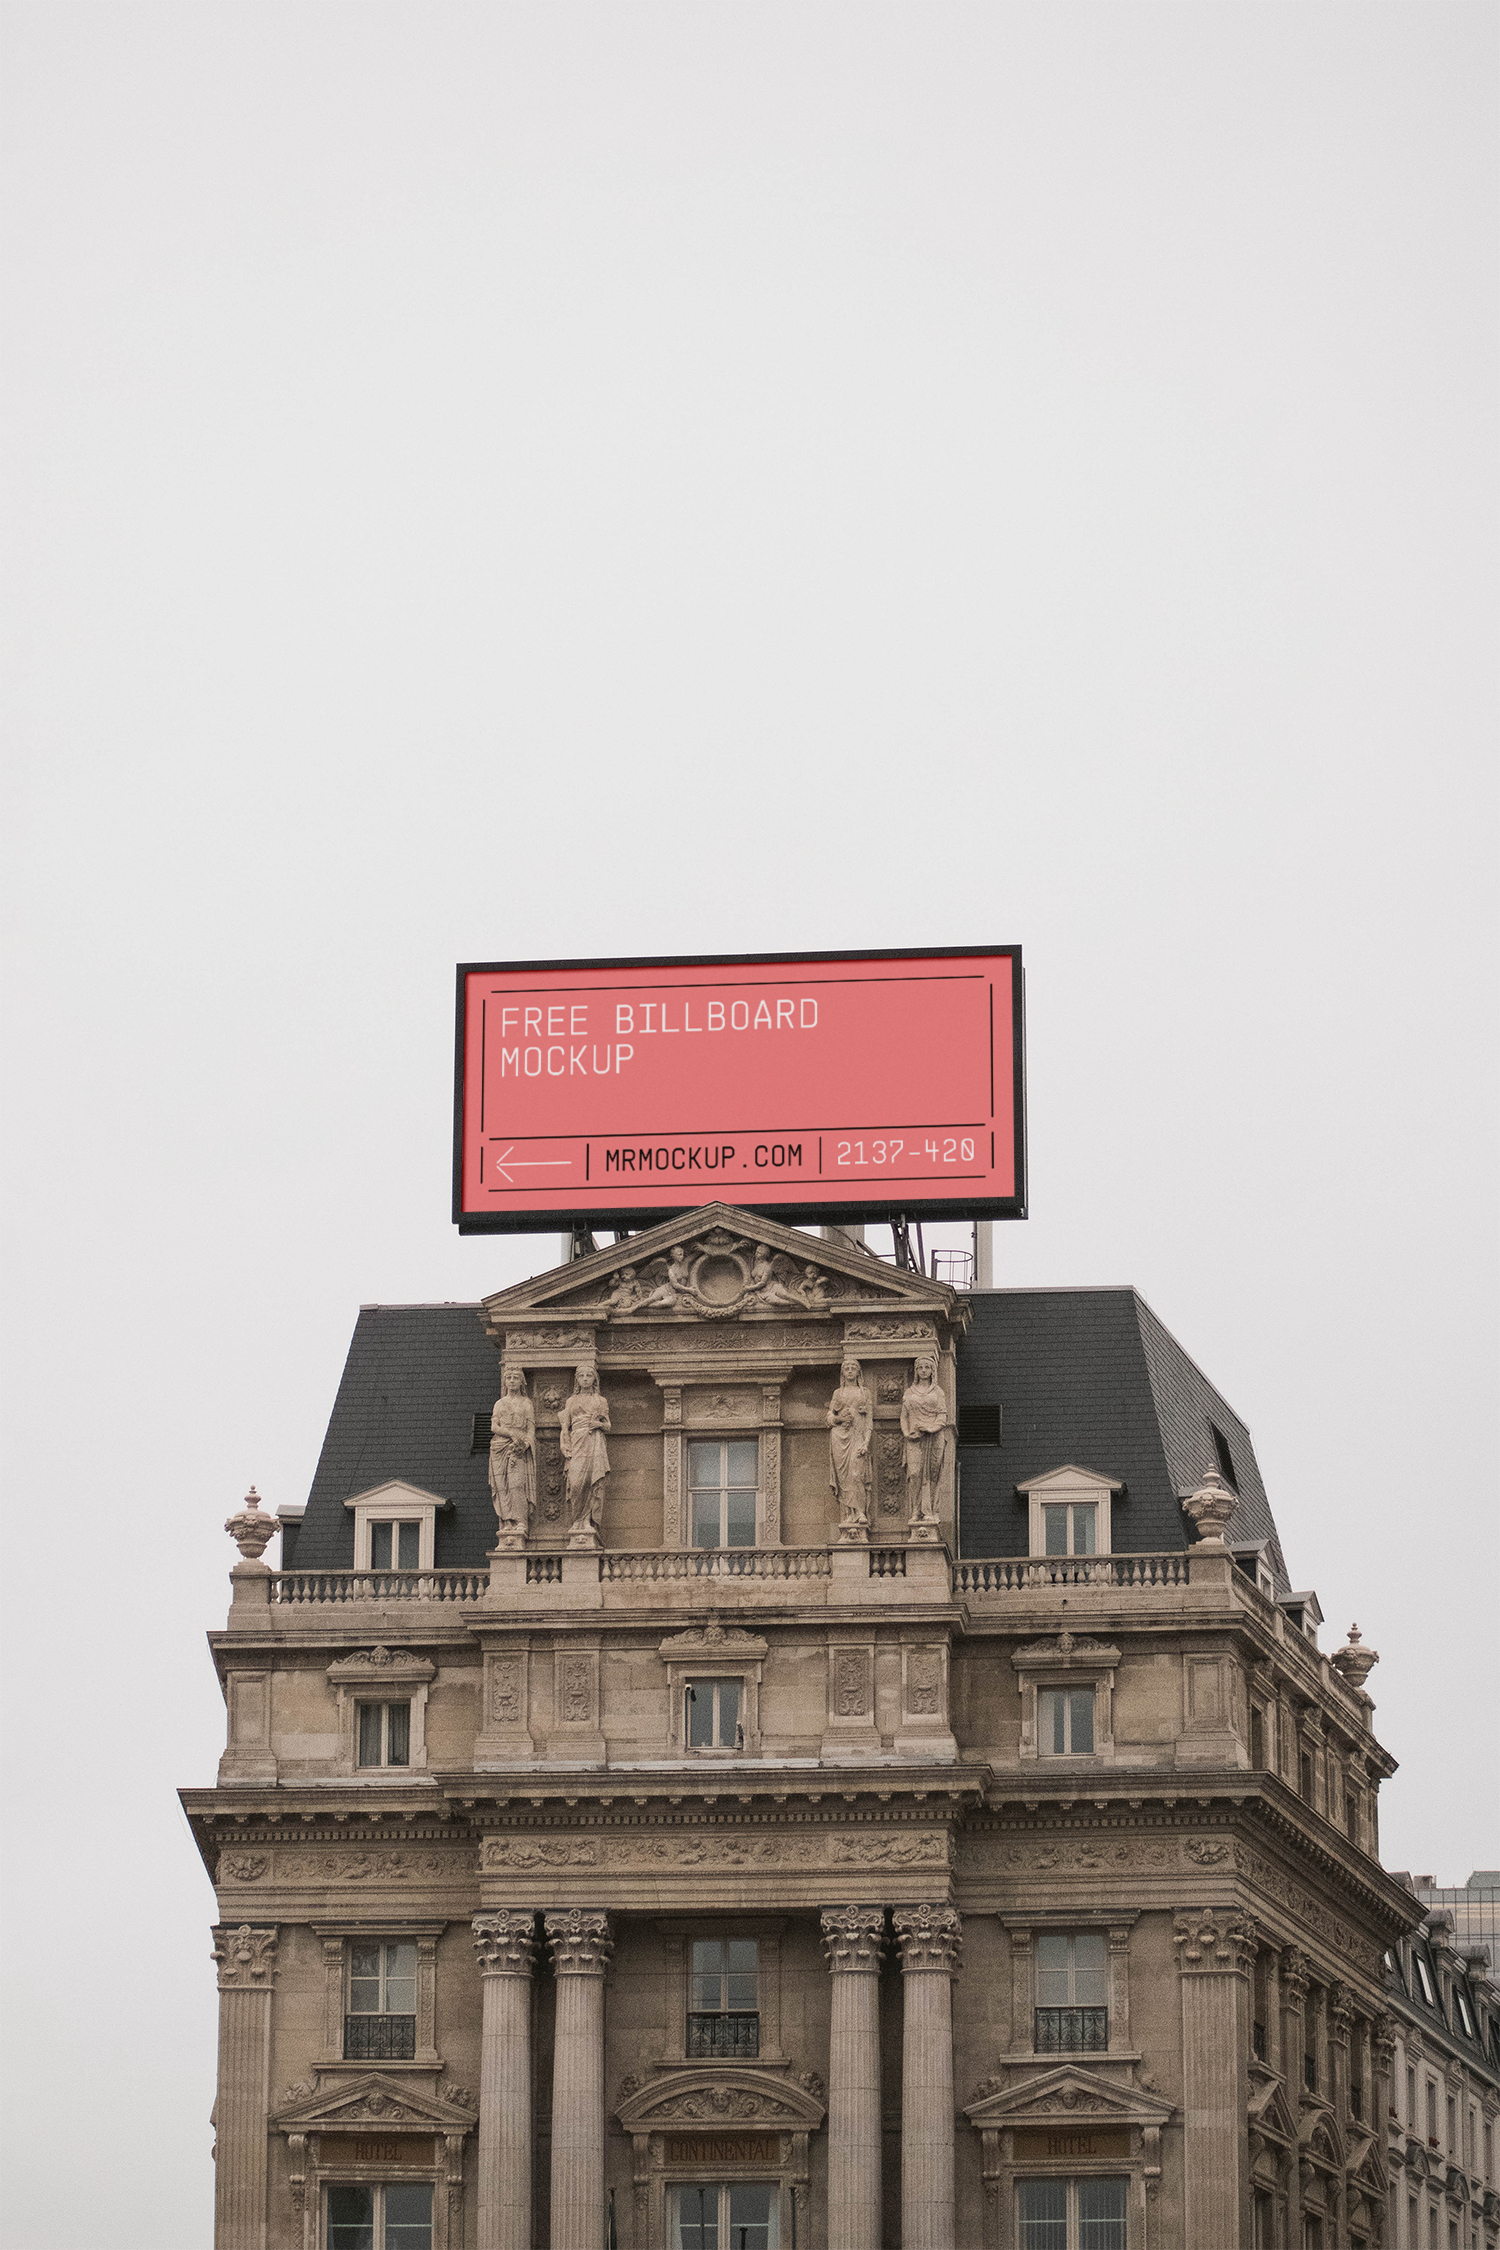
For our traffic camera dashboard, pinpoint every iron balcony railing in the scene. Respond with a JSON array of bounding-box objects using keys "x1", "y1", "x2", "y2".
[
  {"x1": 344, "y1": 2013, "x2": 417, "y2": 2061},
  {"x1": 686, "y1": 2013, "x2": 761, "y2": 2059},
  {"x1": 1034, "y1": 2008, "x2": 1107, "y2": 2054}
]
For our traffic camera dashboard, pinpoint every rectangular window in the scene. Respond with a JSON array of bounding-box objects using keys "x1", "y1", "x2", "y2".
[
  {"x1": 686, "y1": 1677, "x2": 742, "y2": 1751},
  {"x1": 1415, "y1": 1954, "x2": 1437, "y2": 2007},
  {"x1": 1210, "y1": 1422, "x2": 1239, "y2": 1491},
  {"x1": 1250, "y1": 1706, "x2": 1265, "y2": 1768},
  {"x1": 672, "y1": 2181, "x2": 777, "y2": 2249},
  {"x1": 1455, "y1": 1988, "x2": 1474, "y2": 2036},
  {"x1": 1038, "y1": 1687, "x2": 1095, "y2": 1755},
  {"x1": 688, "y1": 1439, "x2": 758, "y2": 1549},
  {"x1": 1017, "y1": 2176, "x2": 1127, "y2": 2249},
  {"x1": 688, "y1": 1937, "x2": 759, "y2": 2057},
  {"x1": 1035, "y1": 1932, "x2": 1108, "y2": 2052},
  {"x1": 1446, "y1": 2095, "x2": 1456, "y2": 2153},
  {"x1": 1043, "y1": 1502, "x2": 1096, "y2": 1557},
  {"x1": 358, "y1": 1700, "x2": 411, "y2": 1767},
  {"x1": 1300, "y1": 1752, "x2": 1314, "y2": 1803},
  {"x1": 1254, "y1": 2191, "x2": 1274, "y2": 2250},
  {"x1": 328, "y1": 2183, "x2": 432, "y2": 2250},
  {"x1": 370, "y1": 1520, "x2": 421, "y2": 1570},
  {"x1": 346, "y1": 1939, "x2": 418, "y2": 2060}
]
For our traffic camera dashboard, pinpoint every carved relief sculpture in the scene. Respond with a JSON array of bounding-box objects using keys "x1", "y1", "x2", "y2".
[
  {"x1": 900, "y1": 1352, "x2": 951, "y2": 1541},
  {"x1": 487, "y1": 1368, "x2": 536, "y2": 1548},
  {"x1": 827, "y1": 1357, "x2": 873, "y2": 1541},
  {"x1": 558, "y1": 1365, "x2": 610, "y2": 1548}
]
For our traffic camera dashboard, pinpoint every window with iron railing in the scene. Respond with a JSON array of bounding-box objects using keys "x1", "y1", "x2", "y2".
[
  {"x1": 346, "y1": 1940, "x2": 417, "y2": 2061},
  {"x1": 1035, "y1": 1932, "x2": 1108, "y2": 2052},
  {"x1": 688, "y1": 1937, "x2": 759, "y2": 2058}
]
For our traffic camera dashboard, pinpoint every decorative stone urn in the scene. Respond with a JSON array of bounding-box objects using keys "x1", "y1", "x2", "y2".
[
  {"x1": 224, "y1": 1486, "x2": 278, "y2": 1562},
  {"x1": 1180, "y1": 1473, "x2": 1236, "y2": 1544},
  {"x1": 1330, "y1": 1623, "x2": 1379, "y2": 1691}
]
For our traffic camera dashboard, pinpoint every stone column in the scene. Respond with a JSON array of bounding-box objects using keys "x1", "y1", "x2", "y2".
[
  {"x1": 1331, "y1": 1982, "x2": 1353, "y2": 2124},
  {"x1": 473, "y1": 1911, "x2": 540, "y2": 2250},
  {"x1": 1174, "y1": 1909, "x2": 1255, "y2": 2250},
  {"x1": 211, "y1": 1924, "x2": 278, "y2": 2250},
  {"x1": 545, "y1": 1910, "x2": 614, "y2": 2250},
  {"x1": 893, "y1": 1905, "x2": 962, "y2": 2250},
  {"x1": 820, "y1": 1908, "x2": 886, "y2": 2250}
]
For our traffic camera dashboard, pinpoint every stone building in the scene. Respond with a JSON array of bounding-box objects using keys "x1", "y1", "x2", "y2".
[
  {"x1": 1379, "y1": 1878, "x2": 1500, "y2": 2250},
  {"x1": 184, "y1": 1202, "x2": 1420, "y2": 2250}
]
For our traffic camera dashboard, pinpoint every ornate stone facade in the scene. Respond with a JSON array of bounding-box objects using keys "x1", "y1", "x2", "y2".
[{"x1": 184, "y1": 1202, "x2": 1428, "y2": 2250}]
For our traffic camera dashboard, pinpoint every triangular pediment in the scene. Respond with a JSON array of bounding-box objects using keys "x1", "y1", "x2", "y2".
[
  {"x1": 1247, "y1": 2071, "x2": 1299, "y2": 2148},
  {"x1": 479, "y1": 1202, "x2": 960, "y2": 1339},
  {"x1": 616, "y1": 2065, "x2": 826, "y2": 2132},
  {"x1": 965, "y1": 2063, "x2": 1173, "y2": 2130},
  {"x1": 272, "y1": 2071, "x2": 477, "y2": 2133},
  {"x1": 340, "y1": 1479, "x2": 453, "y2": 1513},
  {"x1": 1016, "y1": 1465, "x2": 1124, "y2": 1497}
]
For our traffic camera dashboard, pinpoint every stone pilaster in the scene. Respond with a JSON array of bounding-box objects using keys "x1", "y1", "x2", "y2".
[
  {"x1": 473, "y1": 1911, "x2": 540, "y2": 2250},
  {"x1": 820, "y1": 1908, "x2": 886, "y2": 2250},
  {"x1": 545, "y1": 1910, "x2": 613, "y2": 2250},
  {"x1": 893, "y1": 1906, "x2": 962, "y2": 2250},
  {"x1": 1280, "y1": 1947, "x2": 1309, "y2": 2245},
  {"x1": 210, "y1": 1924, "x2": 278, "y2": 2250},
  {"x1": 1174, "y1": 1908, "x2": 1255, "y2": 2250},
  {"x1": 1330, "y1": 1981, "x2": 1353, "y2": 2124}
]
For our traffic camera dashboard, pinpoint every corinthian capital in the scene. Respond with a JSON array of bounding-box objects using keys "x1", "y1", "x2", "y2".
[
  {"x1": 1281, "y1": 1945, "x2": 1311, "y2": 2004},
  {"x1": 1172, "y1": 1908, "x2": 1257, "y2": 1977},
  {"x1": 893, "y1": 1904, "x2": 962, "y2": 1974},
  {"x1": 212, "y1": 1923, "x2": 278, "y2": 1990},
  {"x1": 545, "y1": 1909, "x2": 613, "y2": 1977},
  {"x1": 472, "y1": 1910, "x2": 539, "y2": 1977},
  {"x1": 820, "y1": 1906, "x2": 885, "y2": 1973}
]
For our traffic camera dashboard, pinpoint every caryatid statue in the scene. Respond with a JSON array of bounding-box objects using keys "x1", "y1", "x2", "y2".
[
  {"x1": 487, "y1": 1366, "x2": 536, "y2": 1547},
  {"x1": 901, "y1": 1352, "x2": 951, "y2": 1541},
  {"x1": 558, "y1": 1363, "x2": 611, "y2": 1548},
  {"x1": 826, "y1": 1356, "x2": 873, "y2": 1540}
]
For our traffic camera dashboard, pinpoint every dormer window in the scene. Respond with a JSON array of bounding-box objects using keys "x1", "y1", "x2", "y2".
[
  {"x1": 1017, "y1": 1466, "x2": 1122, "y2": 1562},
  {"x1": 1415, "y1": 1952, "x2": 1437, "y2": 2007},
  {"x1": 344, "y1": 1480, "x2": 450, "y2": 1574},
  {"x1": 1209, "y1": 1422, "x2": 1239, "y2": 1491}
]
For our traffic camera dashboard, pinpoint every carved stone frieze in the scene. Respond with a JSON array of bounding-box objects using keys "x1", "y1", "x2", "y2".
[
  {"x1": 472, "y1": 1909, "x2": 539, "y2": 1976},
  {"x1": 831, "y1": 1832, "x2": 949, "y2": 1867},
  {"x1": 820, "y1": 1906, "x2": 886, "y2": 1972},
  {"x1": 212, "y1": 1923, "x2": 278, "y2": 1989},
  {"x1": 218, "y1": 1852, "x2": 270, "y2": 1882},
  {"x1": 544, "y1": 1909, "x2": 613, "y2": 1976},
  {"x1": 659, "y1": 1623, "x2": 767, "y2": 1659},
  {"x1": 314, "y1": 1853, "x2": 450, "y2": 1882},
  {"x1": 845, "y1": 1320, "x2": 936, "y2": 1341},
  {"x1": 893, "y1": 1904, "x2": 962, "y2": 1973},
  {"x1": 1235, "y1": 1843, "x2": 1384, "y2": 1978}
]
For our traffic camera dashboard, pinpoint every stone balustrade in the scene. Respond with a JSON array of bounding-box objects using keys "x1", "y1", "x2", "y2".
[
  {"x1": 953, "y1": 1551, "x2": 1190, "y2": 1594},
  {"x1": 598, "y1": 1545, "x2": 833, "y2": 1583},
  {"x1": 269, "y1": 1568, "x2": 491, "y2": 1604}
]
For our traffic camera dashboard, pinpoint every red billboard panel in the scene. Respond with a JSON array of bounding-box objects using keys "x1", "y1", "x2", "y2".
[{"x1": 453, "y1": 947, "x2": 1025, "y2": 1233}]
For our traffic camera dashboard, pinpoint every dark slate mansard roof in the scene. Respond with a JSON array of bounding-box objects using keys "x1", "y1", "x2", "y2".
[{"x1": 289, "y1": 1286, "x2": 1290, "y2": 1590}]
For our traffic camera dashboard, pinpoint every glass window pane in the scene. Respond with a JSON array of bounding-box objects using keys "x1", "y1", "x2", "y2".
[
  {"x1": 384, "y1": 1942, "x2": 417, "y2": 2012},
  {"x1": 692, "y1": 1494, "x2": 722, "y2": 1549},
  {"x1": 688, "y1": 1443, "x2": 721, "y2": 1490},
  {"x1": 726, "y1": 1938, "x2": 759, "y2": 1975},
  {"x1": 1043, "y1": 1505, "x2": 1068, "y2": 1557},
  {"x1": 396, "y1": 1522, "x2": 421, "y2": 1570},
  {"x1": 358, "y1": 1704, "x2": 383, "y2": 1766},
  {"x1": 1069, "y1": 1691, "x2": 1095, "y2": 1753},
  {"x1": 675, "y1": 2185, "x2": 719, "y2": 2250},
  {"x1": 1039, "y1": 1690, "x2": 1064, "y2": 1755},
  {"x1": 386, "y1": 1701, "x2": 411, "y2": 1766},
  {"x1": 726, "y1": 1972, "x2": 759, "y2": 2011},
  {"x1": 1072, "y1": 1504, "x2": 1096, "y2": 1555},
  {"x1": 1073, "y1": 1933, "x2": 1108, "y2": 2006},
  {"x1": 370, "y1": 1521, "x2": 393, "y2": 1569},
  {"x1": 687, "y1": 1684, "x2": 713, "y2": 1748},
  {"x1": 691, "y1": 1940, "x2": 725, "y2": 2010},
  {"x1": 1078, "y1": 2176, "x2": 1128, "y2": 2248},
  {"x1": 726, "y1": 1441, "x2": 758, "y2": 1484},
  {"x1": 383, "y1": 2181, "x2": 433, "y2": 2250},
  {"x1": 717, "y1": 1679, "x2": 741, "y2": 1747},
  {"x1": 1017, "y1": 2178, "x2": 1067, "y2": 2249},
  {"x1": 726, "y1": 1492, "x2": 756, "y2": 1546},
  {"x1": 327, "y1": 2182, "x2": 376, "y2": 2250},
  {"x1": 728, "y1": 2182, "x2": 774, "y2": 2248},
  {"x1": 1036, "y1": 1933, "x2": 1070, "y2": 2005}
]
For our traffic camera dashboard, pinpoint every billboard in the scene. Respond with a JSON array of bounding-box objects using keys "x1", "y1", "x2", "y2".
[{"x1": 453, "y1": 946, "x2": 1024, "y2": 1234}]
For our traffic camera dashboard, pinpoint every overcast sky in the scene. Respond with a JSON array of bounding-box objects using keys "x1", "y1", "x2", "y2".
[{"x1": 3, "y1": 6, "x2": 1496, "y2": 2240}]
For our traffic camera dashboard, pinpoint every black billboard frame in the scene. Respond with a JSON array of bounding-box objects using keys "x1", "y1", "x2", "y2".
[{"x1": 452, "y1": 943, "x2": 1026, "y2": 1235}]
